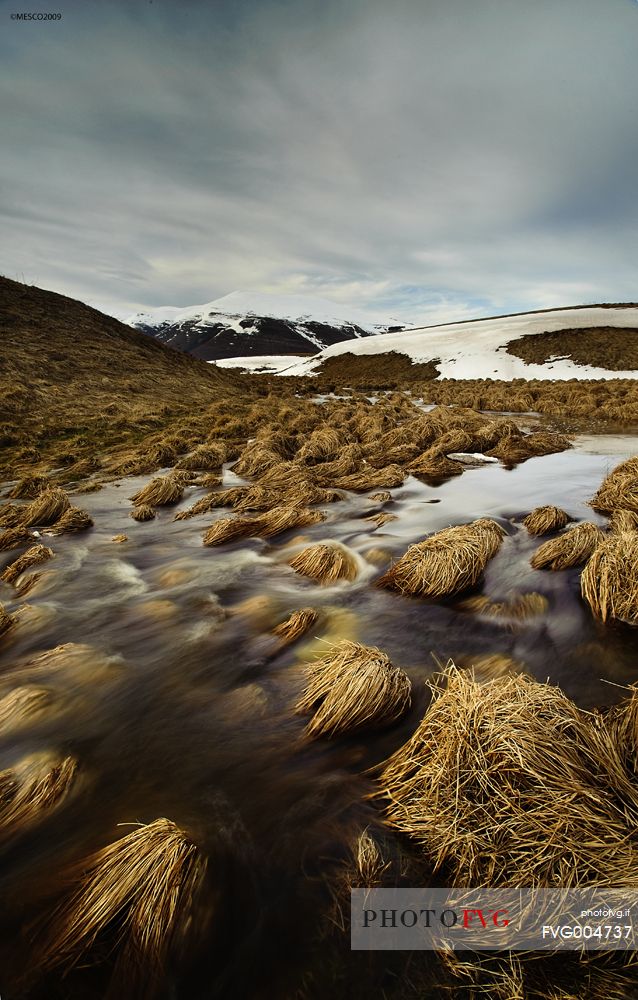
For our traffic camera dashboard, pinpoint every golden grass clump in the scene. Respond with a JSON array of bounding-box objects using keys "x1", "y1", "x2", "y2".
[
  {"x1": 0, "y1": 751, "x2": 78, "y2": 839},
  {"x1": 231, "y1": 441, "x2": 280, "y2": 477},
  {"x1": 377, "y1": 518, "x2": 505, "y2": 599},
  {"x1": 581, "y1": 532, "x2": 638, "y2": 624},
  {"x1": 202, "y1": 515, "x2": 259, "y2": 547},
  {"x1": 295, "y1": 640, "x2": 411, "y2": 738},
  {"x1": 0, "y1": 685, "x2": 51, "y2": 734},
  {"x1": 272, "y1": 608, "x2": 319, "y2": 644},
  {"x1": 408, "y1": 452, "x2": 464, "y2": 479},
  {"x1": 176, "y1": 442, "x2": 227, "y2": 470},
  {"x1": 531, "y1": 522, "x2": 604, "y2": 570},
  {"x1": 365, "y1": 512, "x2": 398, "y2": 528},
  {"x1": 258, "y1": 505, "x2": 326, "y2": 538},
  {"x1": 381, "y1": 664, "x2": 638, "y2": 886},
  {"x1": 130, "y1": 503, "x2": 156, "y2": 522},
  {"x1": 1, "y1": 544, "x2": 54, "y2": 586},
  {"x1": 20, "y1": 487, "x2": 70, "y2": 527},
  {"x1": 297, "y1": 426, "x2": 345, "y2": 463},
  {"x1": 590, "y1": 456, "x2": 638, "y2": 514},
  {"x1": 334, "y1": 463, "x2": 405, "y2": 492},
  {"x1": 608, "y1": 508, "x2": 638, "y2": 533},
  {"x1": 0, "y1": 602, "x2": 16, "y2": 638},
  {"x1": 36, "y1": 818, "x2": 206, "y2": 986},
  {"x1": 487, "y1": 430, "x2": 571, "y2": 465},
  {"x1": 369, "y1": 491, "x2": 392, "y2": 503},
  {"x1": 0, "y1": 525, "x2": 33, "y2": 550},
  {"x1": 0, "y1": 504, "x2": 24, "y2": 528},
  {"x1": 173, "y1": 487, "x2": 248, "y2": 520},
  {"x1": 48, "y1": 506, "x2": 94, "y2": 535},
  {"x1": 459, "y1": 591, "x2": 549, "y2": 619},
  {"x1": 112, "y1": 534, "x2": 128, "y2": 543},
  {"x1": 193, "y1": 472, "x2": 222, "y2": 489},
  {"x1": 288, "y1": 542, "x2": 358, "y2": 584},
  {"x1": 129, "y1": 475, "x2": 183, "y2": 507},
  {"x1": 522, "y1": 505, "x2": 570, "y2": 536},
  {"x1": 8, "y1": 475, "x2": 48, "y2": 499}
]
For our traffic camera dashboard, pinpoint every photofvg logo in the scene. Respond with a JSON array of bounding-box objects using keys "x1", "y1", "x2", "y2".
[{"x1": 351, "y1": 888, "x2": 638, "y2": 951}]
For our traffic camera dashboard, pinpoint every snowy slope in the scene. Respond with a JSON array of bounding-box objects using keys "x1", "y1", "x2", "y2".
[
  {"x1": 280, "y1": 306, "x2": 638, "y2": 380},
  {"x1": 126, "y1": 290, "x2": 397, "y2": 360}
]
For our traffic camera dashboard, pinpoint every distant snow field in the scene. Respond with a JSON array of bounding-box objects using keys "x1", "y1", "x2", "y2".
[
  {"x1": 280, "y1": 306, "x2": 638, "y2": 381},
  {"x1": 211, "y1": 355, "x2": 308, "y2": 373}
]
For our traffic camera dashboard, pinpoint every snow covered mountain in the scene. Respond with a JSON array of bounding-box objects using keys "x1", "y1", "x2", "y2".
[
  {"x1": 127, "y1": 290, "x2": 397, "y2": 360},
  {"x1": 280, "y1": 305, "x2": 638, "y2": 381}
]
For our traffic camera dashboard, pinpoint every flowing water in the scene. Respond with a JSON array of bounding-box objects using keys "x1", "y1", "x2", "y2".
[{"x1": 1, "y1": 430, "x2": 637, "y2": 997}]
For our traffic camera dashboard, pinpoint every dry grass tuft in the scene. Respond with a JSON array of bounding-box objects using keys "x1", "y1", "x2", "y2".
[
  {"x1": 21, "y1": 487, "x2": 70, "y2": 527},
  {"x1": 608, "y1": 508, "x2": 638, "y2": 533},
  {"x1": 48, "y1": 506, "x2": 94, "y2": 535},
  {"x1": 258, "y1": 505, "x2": 326, "y2": 539},
  {"x1": 173, "y1": 487, "x2": 248, "y2": 520},
  {"x1": 231, "y1": 442, "x2": 280, "y2": 477},
  {"x1": 459, "y1": 591, "x2": 549, "y2": 619},
  {"x1": 368, "y1": 491, "x2": 392, "y2": 503},
  {"x1": 176, "y1": 442, "x2": 227, "y2": 470},
  {"x1": 202, "y1": 515, "x2": 259, "y2": 547},
  {"x1": 0, "y1": 685, "x2": 51, "y2": 734},
  {"x1": 296, "y1": 640, "x2": 411, "y2": 738},
  {"x1": 8, "y1": 476, "x2": 48, "y2": 499},
  {"x1": 334, "y1": 463, "x2": 405, "y2": 492},
  {"x1": 590, "y1": 456, "x2": 638, "y2": 514},
  {"x1": 288, "y1": 542, "x2": 358, "y2": 584},
  {"x1": 36, "y1": 818, "x2": 205, "y2": 985},
  {"x1": 522, "y1": 505, "x2": 570, "y2": 536},
  {"x1": 365, "y1": 512, "x2": 398, "y2": 528},
  {"x1": 297, "y1": 426, "x2": 345, "y2": 463},
  {"x1": 408, "y1": 452, "x2": 464, "y2": 479},
  {"x1": 0, "y1": 751, "x2": 78, "y2": 839},
  {"x1": 378, "y1": 518, "x2": 505, "y2": 598},
  {"x1": 0, "y1": 504, "x2": 24, "y2": 528},
  {"x1": 487, "y1": 430, "x2": 571, "y2": 466},
  {"x1": 531, "y1": 522, "x2": 604, "y2": 570},
  {"x1": 1, "y1": 544, "x2": 54, "y2": 586},
  {"x1": 0, "y1": 525, "x2": 33, "y2": 551},
  {"x1": 193, "y1": 472, "x2": 222, "y2": 489},
  {"x1": 112, "y1": 534, "x2": 128, "y2": 543},
  {"x1": 130, "y1": 475, "x2": 183, "y2": 507},
  {"x1": 581, "y1": 532, "x2": 638, "y2": 624},
  {"x1": 0, "y1": 603, "x2": 16, "y2": 638},
  {"x1": 129, "y1": 504, "x2": 156, "y2": 522},
  {"x1": 272, "y1": 608, "x2": 319, "y2": 644},
  {"x1": 381, "y1": 664, "x2": 638, "y2": 886}
]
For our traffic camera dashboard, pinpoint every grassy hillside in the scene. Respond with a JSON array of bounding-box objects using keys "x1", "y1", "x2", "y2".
[{"x1": 0, "y1": 276, "x2": 247, "y2": 482}]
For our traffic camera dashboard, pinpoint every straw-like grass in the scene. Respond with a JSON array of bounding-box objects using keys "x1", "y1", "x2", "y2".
[
  {"x1": 0, "y1": 751, "x2": 78, "y2": 839},
  {"x1": 487, "y1": 430, "x2": 571, "y2": 465},
  {"x1": 112, "y1": 534, "x2": 128, "y2": 543},
  {"x1": 48, "y1": 507, "x2": 94, "y2": 535},
  {"x1": 522, "y1": 505, "x2": 570, "y2": 536},
  {"x1": 8, "y1": 475, "x2": 48, "y2": 499},
  {"x1": 0, "y1": 525, "x2": 33, "y2": 550},
  {"x1": 381, "y1": 664, "x2": 638, "y2": 886},
  {"x1": 377, "y1": 518, "x2": 505, "y2": 598},
  {"x1": 173, "y1": 487, "x2": 248, "y2": 520},
  {"x1": 608, "y1": 508, "x2": 638, "y2": 533},
  {"x1": 175, "y1": 442, "x2": 226, "y2": 470},
  {"x1": 365, "y1": 512, "x2": 398, "y2": 528},
  {"x1": 193, "y1": 472, "x2": 223, "y2": 490},
  {"x1": 295, "y1": 640, "x2": 411, "y2": 738},
  {"x1": 408, "y1": 452, "x2": 464, "y2": 478},
  {"x1": 36, "y1": 818, "x2": 205, "y2": 985},
  {"x1": 272, "y1": 608, "x2": 319, "y2": 644},
  {"x1": 0, "y1": 685, "x2": 51, "y2": 734},
  {"x1": 258, "y1": 505, "x2": 326, "y2": 539},
  {"x1": 232, "y1": 442, "x2": 280, "y2": 477},
  {"x1": 334, "y1": 464, "x2": 405, "y2": 491},
  {"x1": 129, "y1": 475, "x2": 183, "y2": 507},
  {"x1": 368, "y1": 491, "x2": 392, "y2": 503},
  {"x1": 130, "y1": 504, "x2": 156, "y2": 522},
  {"x1": 459, "y1": 591, "x2": 549, "y2": 619},
  {"x1": 0, "y1": 504, "x2": 24, "y2": 528},
  {"x1": 581, "y1": 532, "x2": 638, "y2": 624},
  {"x1": 297, "y1": 427, "x2": 345, "y2": 463},
  {"x1": 202, "y1": 515, "x2": 259, "y2": 547},
  {"x1": 530, "y1": 522, "x2": 604, "y2": 570},
  {"x1": 288, "y1": 542, "x2": 358, "y2": 584},
  {"x1": 310, "y1": 445, "x2": 364, "y2": 484},
  {"x1": 1, "y1": 544, "x2": 54, "y2": 586},
  {"x1": 21, "y1": 487, "x2": 70, "y2": 527},
  {"x1": 590, "y1": 456, "x2": 638, "y2": 514},
  {"x1": 0, "y1": 603, "x2": 16, "y2": 638}
]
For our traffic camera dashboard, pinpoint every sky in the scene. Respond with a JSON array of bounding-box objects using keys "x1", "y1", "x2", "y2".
[{"x1": 1, "y1": 0, "x2": 637, "y2": 325}]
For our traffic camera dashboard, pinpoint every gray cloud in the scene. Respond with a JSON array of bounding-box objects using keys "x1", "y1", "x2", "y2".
[{"x1": 1, "y1": 0, "x2": 637, "y2": 322}]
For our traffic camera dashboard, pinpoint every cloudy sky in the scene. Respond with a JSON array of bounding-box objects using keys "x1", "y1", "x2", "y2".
[{"x1": 1, "y1": 0, "x2": 637, "y2": 324}]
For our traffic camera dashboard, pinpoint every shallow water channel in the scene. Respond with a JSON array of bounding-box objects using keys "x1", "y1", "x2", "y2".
[{"x1": 1, "y1": 428, "x2": 637, "y2": 997}]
